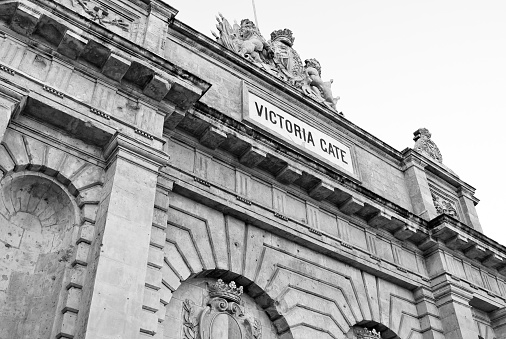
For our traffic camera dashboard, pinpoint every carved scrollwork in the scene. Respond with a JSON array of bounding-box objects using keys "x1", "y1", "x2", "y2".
[{"x1": 213, "y1": 14, "x2": 340, "y2": 113}]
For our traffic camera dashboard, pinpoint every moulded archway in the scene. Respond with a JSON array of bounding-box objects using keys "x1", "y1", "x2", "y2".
[{"x1": 163, "y1": 272, "x2": 293, "y2": 339}]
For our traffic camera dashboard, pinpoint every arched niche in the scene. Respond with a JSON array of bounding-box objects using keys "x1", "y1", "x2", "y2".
[
  {"x1": 164, "y1": 274, "x2": 293, "y2": 339},
  {"x1": 0, "y1": 171, "x2": 80, "y2": 338}
]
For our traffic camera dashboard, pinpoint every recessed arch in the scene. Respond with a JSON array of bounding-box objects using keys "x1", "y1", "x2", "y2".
[{"x1": 162, "y1": 269, "x2": 294, "y2": 339}]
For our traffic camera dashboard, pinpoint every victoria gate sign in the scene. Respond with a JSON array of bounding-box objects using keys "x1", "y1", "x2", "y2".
[{"x1": 246, "y1": 92, "x2": 355, "y2": 175}]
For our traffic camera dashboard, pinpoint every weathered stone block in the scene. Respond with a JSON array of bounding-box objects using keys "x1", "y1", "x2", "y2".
[
  {"x1": 150, "y1": 226, "x2": 166, "y2": 248},
  {"x1": 63, "y1": 287, "x2": 82, "y2": 313},
  {"x1": 276, "y1": 164, "x2": 302, "y2": 185},
  {"x1": 123, "y1": 60, "x2": 154, "y2": 88},
  {"x1": 464, "y1": 244, "x2": 487, "y2": 260},
  {"x1": 77, "y1": 222, "x2": 95, "y2": 244},
  {"x1": 101, "y1": 53, "x2": 131, "y2": 81},
  {"x1": 145, "y1": 266, "x2": 162, "y2": 290},
  {"x1": 165, "y1": 81, "x2": 202, "y2": 110},
  {"x1": 10, "y1": 3, "x2": 41, "y2": 36},
  {"x1": 199, "y1": 126, "x2": 227, "y2": 149},
  {"x1": 483, "y1": 254, "x2": 504, "y2": 268},
  {"x1": 142, "y1": 287, "x2": 160, "y2": 312},
  {"x1": 139, "y1": 309, "x2": 158, "y2": 335},
  {"x1": 393, "y1": 224, "x2": 417, "y2": 240},
  {"x1": 81, "y1": 203, "x2": 98, "y2": 223},
  {"x1": 33, "y1": 14, "x2": 67, "y2": 46},
  {"x1": 68, "y1": 265, "x2": 86, "y2": 288},
  {"x1": 72, "y1": 242, "x2": 90, "y2": 266},
  {"x1": 239, "y1": 146, "x2": 267, "y2": 168},
  {"x1": 159, "y1": 287, "x2": 173, "y2": 306},
  {"x1": 445, "y1": 234, "x2": 469, "y2": 251},
  {"x1": 58, "y1": 312, "x2": 77, "y2": 338},
  {"x1": 57, "y1": 30, "x2": 88, "y2": 60},
  {"x1": 148, "y1": 246, "x2": 164, "y2": 269},
  {"x1": 143, "y1": 74, "x2": 172, "y2": 101},
  {"x1": 309, "y1": 180, "x2": 334, "y2": 201},
  {"x1": 339, "y1": 196, "x2": 364, "y2": 215},
  {"x1": 81, "y1": 40, "x2": 111, "y2": 69}
]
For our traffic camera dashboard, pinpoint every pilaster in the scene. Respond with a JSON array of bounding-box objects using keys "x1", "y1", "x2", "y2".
[
  {"x1": 79, "y1": 134, "x2": 169, "y2": 339},
  {"x1": 457, "y1": 187, "x2": 483, "y2": 232},
  {"x1": 433, "y1": 281, "x2": 479, "y2": 339},
  {"x1": 0, "y1": 84, "x2": 27, "y2": 142},
  {"x1": 414, "y1": 287, "x2": 445, "y2": 339},
  {"x1": 403, "y1": 153, "x2": 437, "y2": 220},
  {"x1": 491, "y1": 308, "x2": 506, "y2": 339}
]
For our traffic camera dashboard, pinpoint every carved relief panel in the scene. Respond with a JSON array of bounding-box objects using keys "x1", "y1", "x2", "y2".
[
  {"x1": 428, "y1": 183, "x2": 462, "y2": 220},
  {"x1": 56, "y1": 0, "x2": 145, "y2": 42}
]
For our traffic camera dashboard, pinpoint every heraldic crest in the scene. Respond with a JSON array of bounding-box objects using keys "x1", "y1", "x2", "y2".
[
  {"x1": 183, "y1": 279, "x2": 262, "y2": 339},
  {"x1": 213, "y1": 14, "x2": 340, "y2": 112}
]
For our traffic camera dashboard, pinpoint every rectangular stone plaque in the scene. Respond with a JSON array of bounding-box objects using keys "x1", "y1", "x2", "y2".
[{"x1": 244, "y1": 91, "x2": 355, "y2": 175}]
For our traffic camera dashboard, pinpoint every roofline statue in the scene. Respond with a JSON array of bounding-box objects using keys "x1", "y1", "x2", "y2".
[{"x1": 213, "y1": 14, "x2": 341, "y2": 113}]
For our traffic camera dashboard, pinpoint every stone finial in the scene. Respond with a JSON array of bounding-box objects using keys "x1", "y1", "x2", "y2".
[{"x1": 413, "y1": 128, "x2": 442, "y2": 163}]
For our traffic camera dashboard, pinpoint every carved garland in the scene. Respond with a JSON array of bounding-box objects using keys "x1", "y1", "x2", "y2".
[{"x1": 183, "y1": 299, "x2": 198, "y2": 339}]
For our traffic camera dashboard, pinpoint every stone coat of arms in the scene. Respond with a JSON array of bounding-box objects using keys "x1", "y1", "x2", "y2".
[{"x1": 213, "y1": 14, "x2": 340, "y2": 112}]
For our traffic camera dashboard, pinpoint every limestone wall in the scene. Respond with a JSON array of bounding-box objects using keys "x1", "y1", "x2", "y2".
[{"x1": 163, "y1": 37, "x2": 413, "y2": 212}]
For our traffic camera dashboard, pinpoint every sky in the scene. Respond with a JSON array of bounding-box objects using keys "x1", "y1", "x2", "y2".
[{"x1": 168, "y1": 0, "x2": 506, "y2": 244}]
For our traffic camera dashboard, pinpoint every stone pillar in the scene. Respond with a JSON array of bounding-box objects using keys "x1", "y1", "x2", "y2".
[
  {"x1": 491, "y1": 308, "x2": 506, "y2": 339},
  {"x1": 402, "y1": 152, "x2": 438, "y2": 220},
  {"x1": 433, "y1": 281, "x2": 479, "y2": 339},
  {"x1": 414, "y1": 287, "x2": 446, "y2": 339},
  {"x1": 0, "y1": 85, "x2": 27, "y2": 142},
  {"x1": 457, "y1": 186, "x2": 483, "y2": 232},
  {"x1": 80, "y1": 134, "x2": 169, "y2": 339}
]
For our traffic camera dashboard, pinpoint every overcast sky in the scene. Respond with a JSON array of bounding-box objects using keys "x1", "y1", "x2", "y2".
[{"x1": 169, "y1": 0, "x2": 506, "y2": 244}]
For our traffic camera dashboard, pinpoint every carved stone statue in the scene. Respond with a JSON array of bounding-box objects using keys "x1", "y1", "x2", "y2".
[
  {"x1": 213, "y1": 15, "x2": 272, "y2": 65},
  {"x1": 302, "y1": 58, "x2": 340, "y2": 109},
  {"x1": 213, "y1": 14, "x2": 341, "y2": 113},
  {"x1": 413, "y1": 128, "x2": 443, "y2": 163}
]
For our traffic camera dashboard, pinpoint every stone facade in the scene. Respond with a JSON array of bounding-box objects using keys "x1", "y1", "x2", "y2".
[{"x1": 0, "y1": 1, "x2": 505, "y2": 339}]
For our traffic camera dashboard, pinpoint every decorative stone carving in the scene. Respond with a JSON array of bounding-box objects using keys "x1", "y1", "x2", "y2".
[
  {"x1": 413, "y1": 128, "x2": 442, "y2": 163},
  {"x1": 72, "y1": 0, "x2": 129, "y2": 31},
  {"x1": 197, "y1": 279, "x2": 262, "y2": 339},
  {"x1": 353, "y1": 327, "x2": 382, "y2": 339},
  {"x1": 213, "y1": 14, "x2": 340, "y2": 112},
  {"x1": 431, "y1": 191, "x2": 459, "y2": 219},
  {"x1": 183, "y1": 299, "x2": 199, "y2": 339}
]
